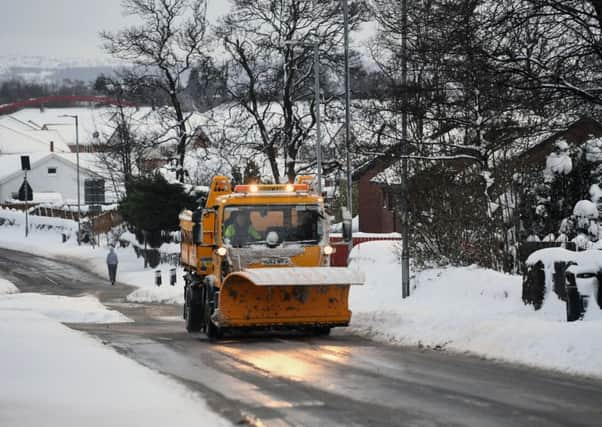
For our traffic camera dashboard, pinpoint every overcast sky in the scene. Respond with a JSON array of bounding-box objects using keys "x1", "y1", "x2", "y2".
[{"x1": 0, "y1": 0, "x2": 230, "y2": 61}]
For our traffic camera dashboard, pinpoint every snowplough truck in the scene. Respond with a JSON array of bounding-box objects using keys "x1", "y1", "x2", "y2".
[{"x1": 179, "y1": 175, "x2": 364, "y2": 338}]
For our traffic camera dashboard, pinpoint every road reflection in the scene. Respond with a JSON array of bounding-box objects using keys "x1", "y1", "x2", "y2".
[{"x1": 214, "y1": 340, "x2": 351, "y2": 383}]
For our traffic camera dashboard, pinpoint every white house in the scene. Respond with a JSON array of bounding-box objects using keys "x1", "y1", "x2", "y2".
[{"x1": 0, "y1": 153, "x2": 110, "y2": 205}]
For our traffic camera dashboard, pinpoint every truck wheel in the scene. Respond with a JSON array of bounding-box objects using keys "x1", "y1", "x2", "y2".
[
  {"x1": 185, "y1": 286, "x2": 203, "y2": 333},
  {"x1": 204, "y1": 283, "x2": 222, "y2": 340},
  {"x1": 206, "y1": 319, "x2": 222, "y2": 340}
]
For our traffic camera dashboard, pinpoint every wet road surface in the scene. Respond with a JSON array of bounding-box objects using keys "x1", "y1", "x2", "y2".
[{"x1": 1, "y1": 247, "x2": 601, "y2": 426}]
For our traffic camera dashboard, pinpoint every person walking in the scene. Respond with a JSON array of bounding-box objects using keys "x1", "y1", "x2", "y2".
[{"x1": 106, "y1": 246, "x2": 119, "y2": 286}]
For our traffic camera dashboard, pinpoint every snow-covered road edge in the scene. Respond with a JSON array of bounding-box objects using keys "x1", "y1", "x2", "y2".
[{"x1": 348, "y1": 241, "x2": 602, "y2": 380}]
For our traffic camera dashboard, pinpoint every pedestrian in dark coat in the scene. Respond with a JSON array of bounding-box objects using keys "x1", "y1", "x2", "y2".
[{"x1": 106, "y1": 246, "x2": 119, "y2": 286}]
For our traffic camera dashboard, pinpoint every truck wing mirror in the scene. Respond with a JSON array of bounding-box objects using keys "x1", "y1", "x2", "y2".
[
  {"x1": 341, "y1": 207, "x2": 352, "y2": 242},
  {"x1": 192, "y1": 209, "x2": 203, "y2": 245}
]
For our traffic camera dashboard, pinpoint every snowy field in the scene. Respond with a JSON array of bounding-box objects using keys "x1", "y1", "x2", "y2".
[
  {"x1": 0, "y1": 209, "x2": 184, "y2": 304},
  {"x1": 348, "y1": 240, "x2": 602, "y2": 379},
  {"x1": 0, "y1": 281, "x2": 229, "y2": 427}
]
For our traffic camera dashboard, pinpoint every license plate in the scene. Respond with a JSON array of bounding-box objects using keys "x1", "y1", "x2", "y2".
[{"x1": 262, "y1": 257, "x2": 291, "y2": 266}]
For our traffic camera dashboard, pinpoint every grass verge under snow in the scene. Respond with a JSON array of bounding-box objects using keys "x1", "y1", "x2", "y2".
[{"x1": 348, "y1": 240, "x2": 602, "y2": 379}]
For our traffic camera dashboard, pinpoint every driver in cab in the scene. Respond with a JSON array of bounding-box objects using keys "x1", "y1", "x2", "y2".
[{"x1": 224, "y1": 211, "x2": 261, "y2": 246}]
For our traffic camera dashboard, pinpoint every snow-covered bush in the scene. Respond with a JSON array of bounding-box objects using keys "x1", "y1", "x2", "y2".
[{"x1": 520, "y1": 137, "x2": 602, "y2": 248}]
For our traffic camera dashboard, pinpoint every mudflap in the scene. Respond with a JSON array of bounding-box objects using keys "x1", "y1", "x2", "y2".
[{"x1": 213, "y1": 268, "x2": 363, "y2": 329}]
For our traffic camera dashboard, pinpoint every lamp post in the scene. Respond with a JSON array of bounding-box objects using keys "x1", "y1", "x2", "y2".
[
  {"x1": 60, "y1": 114, "x2": 81, "y2": 245},
  {"x1": 342, "y1": 0, "x2": 353, "y2": 261},
  {"x1": 400, "y1": 0, "x2": 410, "y2": 298},
  {"x1": 312, "y1": 0, "x2": 323, "y2": 195}
]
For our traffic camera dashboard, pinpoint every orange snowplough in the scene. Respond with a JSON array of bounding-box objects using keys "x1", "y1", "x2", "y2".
[{"x1": 179, "y1": 175, "x2": 364, "y2": 338}]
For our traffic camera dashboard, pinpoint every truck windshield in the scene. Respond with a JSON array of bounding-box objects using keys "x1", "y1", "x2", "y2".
[{"x1": 223, "y1": 204, "x2": 323, "y2": 247}]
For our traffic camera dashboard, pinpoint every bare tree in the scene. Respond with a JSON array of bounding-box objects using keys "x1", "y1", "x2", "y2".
[
  {"x1": 490, "y1": 0, "x2": 602, "y2": 109},
  {"x1": 363, "y1": 0, "x2": 558, "y2": 268},
  {"x1": 101, "y1": 0, "x2": 210, "y2": 182},
  {"x1": 215, "y1": 0, "x2": 367, "y2": 183}
]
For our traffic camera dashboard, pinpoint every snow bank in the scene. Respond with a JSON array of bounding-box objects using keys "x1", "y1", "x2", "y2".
[
  {"x1": 0, "y1": 293, "x2": 131, "y2": 323},
  {"x1": 0, "y1": 207, "x2": 78, "y2": 230},
  {"x1": 125, "y1": 271, "x2": 184, "y2": 305},
  {"x1": 348, "y1": 240, "x2": 602, "y2": 378},
  {"x1": 0, "y1": 278, "x2": 19, "y2": 295},
  {"x1": 0, "y1": 309, "x2": 230, "y2": 427}
]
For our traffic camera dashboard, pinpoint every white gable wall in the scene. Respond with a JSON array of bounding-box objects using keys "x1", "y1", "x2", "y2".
[{"x1": 0, "y1": 155, "x2": 97, "y2": 204}]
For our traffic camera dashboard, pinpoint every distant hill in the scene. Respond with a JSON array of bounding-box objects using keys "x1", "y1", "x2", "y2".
[{"x1": 0, "y1": 56, "x2": 121, "y2": 84}]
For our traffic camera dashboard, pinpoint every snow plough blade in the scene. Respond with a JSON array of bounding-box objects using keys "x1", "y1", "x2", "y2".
[{"x1": 212, "y1": 267, "x2": 364, "y2": 329}]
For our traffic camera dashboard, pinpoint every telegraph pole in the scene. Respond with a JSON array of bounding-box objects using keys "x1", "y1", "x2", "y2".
[
  {"x1": 343, "y1": 0, "x2": 353, "y2": 261},
  {"x1": 75, "y1": 115, "x2": 81, "y2": 245},
  {"x1": 401, "y1": 0, "x2": 410, "y2": 298},
  {"x1": 60, "y1": 114, "x2": 81, "y2": 245},
  {"x1": 24, "y1": 172, "x2": 29, "y2": 237},
  {"x1": 312, "y1": 0, "x2": 323, "y2": 195}
]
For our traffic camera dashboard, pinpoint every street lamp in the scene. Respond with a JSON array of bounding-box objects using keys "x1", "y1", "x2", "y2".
[
  {"x1": 59, "y1": 114, "x2": 81, "y2": 245},
  {"x1": 342, "y1": 0, "x2": 353, "y2": 261},
  {"x1": 312, "y1": 0, "x2": 323, "y2": 195},
  {"x1": 401, "y1": 0, "x2": 410, "y2": 298}
]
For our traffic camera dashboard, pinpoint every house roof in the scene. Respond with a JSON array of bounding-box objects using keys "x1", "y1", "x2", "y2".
[
  {"x1": 366, "y1": 117, "x2": 602, "y2": 187},
  {"x1": 0, "y1": 118, "x2": 71, "y2": 154},
  {"x1": 9, "y1": 107, "x2": 116, "y2": 145},
  {"x1": 515, "y1": 117, "x2": 602, "y2": 168}
]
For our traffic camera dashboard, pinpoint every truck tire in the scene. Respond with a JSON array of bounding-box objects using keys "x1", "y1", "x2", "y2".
[
  {"x1": 204, "y1": 283, "x2": 222, "y2": 340},
  {"x1": 185, "y1": 285, "x2": 203, "y2": 333}
]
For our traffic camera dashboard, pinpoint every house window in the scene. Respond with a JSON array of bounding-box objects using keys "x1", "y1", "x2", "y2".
[{"x1": 47, "y1": 167, "x2": 57, "y2": 175}]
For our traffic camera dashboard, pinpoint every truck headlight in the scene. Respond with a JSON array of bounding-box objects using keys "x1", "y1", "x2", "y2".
[
  {"x1": 323, "y1": 245, "x2": 334, "y2": 255},
  {"x1": 216, "y1": 247, "x2": 228, "y2": 257}
]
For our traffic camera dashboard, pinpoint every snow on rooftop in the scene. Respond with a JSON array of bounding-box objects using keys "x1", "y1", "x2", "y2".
[
  {"x1": 10, "y1": 107, "x2": 116, "y2": 145},
  {"x1": 0, "y1": 119, "x2": 70, "y2": 154}
]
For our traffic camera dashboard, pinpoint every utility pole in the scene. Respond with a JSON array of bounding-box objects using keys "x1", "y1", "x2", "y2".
[
  {"x1": 60, "y1": 114, "x2": 81, "y2": 245},
  {"x1": 75, "y1": 114, "x2": 81, "y2": 245},
  {"x1": 343, "y1": 0, "x2": 353, "y2": 262},
  {"x1": 24, "y1": 172, "x2": 29, "y2": 237},
  {"x1": 312, "y1": 0, "x2": 323, "y2": 195},
  {"x1": 401, "y1": 0, "x2": 410, "y2": 298}
]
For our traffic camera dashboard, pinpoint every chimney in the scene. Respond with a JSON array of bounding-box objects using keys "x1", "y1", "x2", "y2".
[{"x1": 50, "y1": 141, "x2": 54, "y2": 152}]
